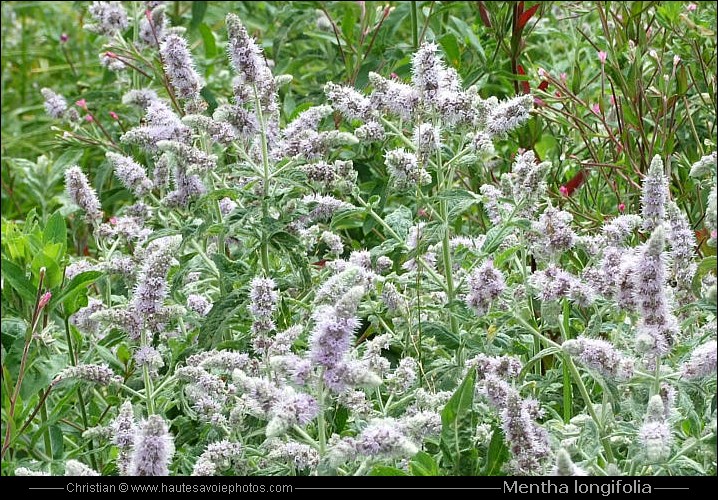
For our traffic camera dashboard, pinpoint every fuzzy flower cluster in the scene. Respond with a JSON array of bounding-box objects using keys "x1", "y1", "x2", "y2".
[
  {"x1": 112, "y1": 401, "x2": 136, "y2": 475},
  {"x1": 310, "y1": 284, "x2": 364, "y2": 391},
  {"x1": 492, "y1": 151, "x2": 551, "y2": 217},
  {"x1": 266, "y1": 440, "x2": 320, "y2": 471},
  {"x1": 85, "y1": 1, "x2": 128, "y2": 36},
  {"x1": 192, "y1": 440, "x2": 243, "y2": 476},
  {"x1": 474, "y1": 355, "x2": 550, "y2": 475},
  {"x1": 633, "y1": 226, "x2": 679, "y2": 363},
  {"x1": 638, "y1": 395, "x2": 672, "y2": 463},
  {"x1": 384, "y1": 148, "x2": 431, "y2": 189},
  {"x1": 641, "y1": 155, "x2": 668, "y2": 232},
  {"x1": 52, "y1": 364, "x2": 121, "y2": 386},
  {"x1": 328, "y1": 417, "x2": 420, "y2": 466},
  {"x1": 680, "y1": 339, "x2": 717, "y2": 379},
  {"x1": 529, "y1": 265, "x2": 595, "y2": 308},
  {"x1": 464, "y1": 260, "x2": 505, "y2": 316},
  {"x1": 321, "y1": 41, "x2": 533, "y2": 186},
  {"x1": 249, "y1": 277, "x2": 278, "y2": 337},
  {"x1": 41, "y1": 88, "x2": 77, "y2": 121},
  {"x1": 106, "y1": 152, "x2": 154, "y2": 197},
  {"x1": 531, "y1": 203, "x2": 577, "y2": 259},
  {"x1": 562, "y1": 337, "x2": 635, "y2": 380},
  {"x1": 130, "y1": 415, "x2": 175, "y2": 476},
  {"x1": 160, "y1": 34, "x2": 204, "y2": 101},
  {"x1": 550, "y1": 449, "x2": 588, "y2": 476},
  {"x1": 65, "y1": 166, "x2": 103, "y2": 222},
  {"x1": 485, "y1": 377, "x2": 550, "y2": 475}
]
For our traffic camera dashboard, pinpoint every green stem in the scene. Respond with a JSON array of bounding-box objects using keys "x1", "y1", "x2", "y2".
[
  {"x1": 151, "y1": 375, "x2": 176, "y2": 398},
  {"x1": 120, "y1": 384, "x2": 146, "y2": 399},
  {"x1": 410, "y1": 1, "x2": 419, "y2": 49},
  {"x1": 40, "y1": 399, "x2": 52, "y2": 459},
  {"x1": 141, "y1": 329, "x2": 155, "y2": 415},
  {"x1": 559, "y1": 300, "x2": 573, "y2": 423},
  {"x1": 254, "y1": 85, "x2": 271, "y2": 276},
  {"x1": 435, "y1": 137, "x2": 460, "y2": 361},
  {"x1": 292, "y1": 425, "x2": 320, "y2": 450},
  {"x1": 316, "y1": 372, "x2": 327, "y2": 456},
  {"x1": 563, "y1": 355, "x2": 615, "y2": 463},
  {"x1": 63, "y1": 316, "x2": 98, "y2": 470},
  {"x1": 354, "y1": 193, "x2": 402, "y2": 241}
]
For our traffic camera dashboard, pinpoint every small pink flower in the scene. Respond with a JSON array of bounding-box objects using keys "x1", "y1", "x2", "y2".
[
  {"x1": 110, "y1": 217, "x2": 118, "y2": 225},
  {"x1": 60, "y1": 33, "x2": 69, "y2": 43},
  {"x1": 109, "y1": 111, "x2": 119, "y2": 120},
  {"x1": 711, "y1": 230, "x2": 717, "y2": 240},
  {"x1": 537, "y1": 67, "x2": 547, "y2": 78},
  {"x1": 687, "y1": 3, "x2": 697, "y2": 11},
  {"x1": 609, "y1": 95, "x2": 616, "y2": 106},
  {"x1": 560, "y1": 72, "x2": 567, "y2": 83},
  {"x1": 673, "y1": 54, "x2": 681, "y2": 66},
  {"x1": 618, "y1": 203, "x2": 626, "y2": 212},
  {"x1": 598, "y1": 51, "x2": 607, "y2": 64},
  {"x1": 76, "y1": 99, "x2": 88, "y2": 110},
  {"x1": 591, "y1": 103, "x2": 601, "y2": 115},
  {"x1": 533, "y1": 97, "x2": 545, "y2": 107},
  {"x1": 390, "y1": 72, "x2": 399, "y2": 80},
  {"x1": 84, "y1": 114, "x2": 94, "y2": 122},
  {"x1": 38, "y1": 291, "x2": 52, "y2": 310},
  {"x1": 105, "y1": 51, "x2": 117, "y2": 58},
  {"x1": 559, "y1": 185, "x2": 569, "y2": 197}
]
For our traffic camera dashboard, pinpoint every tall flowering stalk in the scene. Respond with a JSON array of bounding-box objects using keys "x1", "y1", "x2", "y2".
[
  {"x1": 65, "y1": 166, "x2": 103, "y2": 223},
  {"x1": 640, "y1": 155, "x2": 668, "y2": 232},
  {"x1": 633, "y1": 226, "x2": 679, "y2": 366},
  {"x1": 130, "y1": 415, "x2": 175, "y2": 476}
]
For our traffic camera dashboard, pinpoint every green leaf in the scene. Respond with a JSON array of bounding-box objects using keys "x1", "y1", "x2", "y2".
[
  {"x1": 198, "y1": 290, "x2": 245, "y2": 347},
  {"x1": 1, "y1": 259, "x2": 36, "y2": 302},
  {"x1": 332, "y1": 406, "x2": 349, "y2": 434},
  {"x1": 200, "y1": 87, "x2": 218, "y2": 115},
  {"x1": 190, "y1": 1, "x2": 208, "y2": 30},
  {"x1": 693, "y1": 256, "x2": 717, "y2": 297},
  {"x1": 31, "y1": 244, "x2": 63, "y2": 289},
  {"x1": 422, "y1": 322, "x2": 460, "y2": 350},
  {"x1": 1, "y1": 318, "x2": 27, "y2": 352},
  {"x1": 440, "y1": 368, "x2": 477, "y2": 474},
  {"x1": 410, "y1": 451, "x2": 439, "y2": 476},
  {"x1": 384, "y1": 205, "x2": 413, "y2": 239},
  {"x1": 49, "y1": 271, "x2": 103, "y2": 313},
  {"x1": 481, "y1": 224, "x2": 512, "y2": 254},
  {"x1": 369, "y1": 465, "x2": 408, "y2": 476},
  {"x1": 450, "y1": 16, "x2": 484, "y2": 63},
  {"x1": 483, "y1": 427, "x2": 509, "y2": 475},
  {"x1": 50, "y1": 425, "x2": 64, "y2": 459},
  {"x1": 439, "y1": 33, "x2": 460, "y2": 67},
  {"x1": 341, "y1": 7, "x2": 356, "y2": 45},
  {"x1": 199, "y1": 22, "x2": 217, "y2": 58},
  {"x1": 43, "y1": 211, "x2": 66, "y2": 247}
]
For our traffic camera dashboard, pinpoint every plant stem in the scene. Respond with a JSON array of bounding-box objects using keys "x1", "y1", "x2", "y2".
[
  {"x1": 1, "y1": 268, "x2": 47, "y2": 460},
  {"x1": 253, "y1": 85, "x2": 271, "y2": 275},
  {"x1": 63, "y1": 316, "x2": 99, "y2": 470},
  {"x1": 410, "y1": 1, "x2": 419, "y2": 50},
  {"x1": 140, "y1": 329, "x2": 155, "y2": 415},
  {"x1": 563, "y1": 354, "x2": 615, "y2": 463},
  {"x1": 316, "y1": 371, "x2": 327, "y2": 456},
  {"x1": 40, "y1": 399, "x2": 52, "y2": 459},
  {"x1": 434, "y1": 130, "x2": 461, "y2": 361}
]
